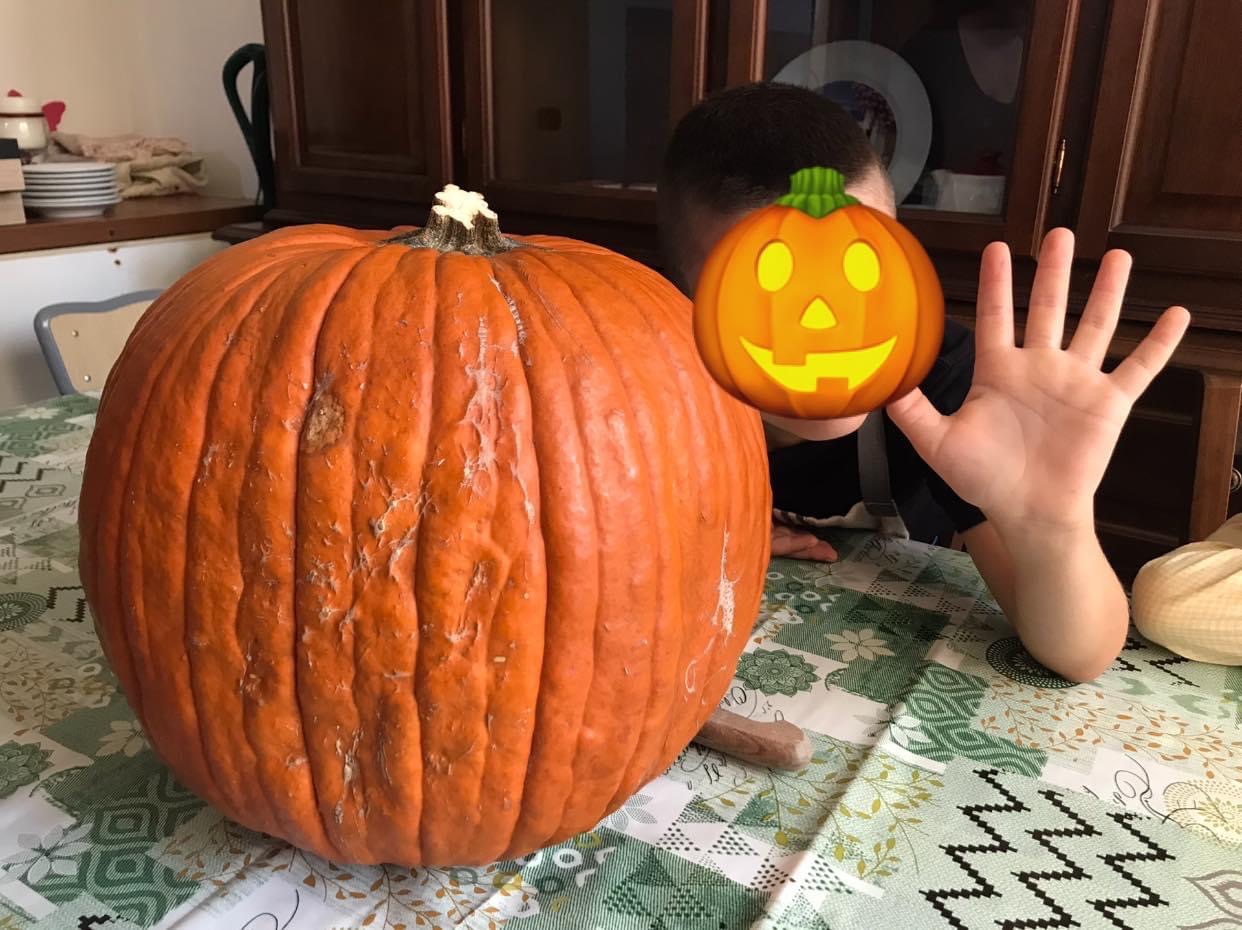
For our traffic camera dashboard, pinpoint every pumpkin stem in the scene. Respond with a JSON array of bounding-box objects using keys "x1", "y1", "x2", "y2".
[
  {"x1": 386, "y1": 184, "x2": 519, "y2": 255},
  {"x1": 776, "y1": 167, "x2": 859, "y2": 219}
]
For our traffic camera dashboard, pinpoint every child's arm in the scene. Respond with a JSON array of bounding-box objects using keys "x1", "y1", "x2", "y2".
[
  {"x1": 887, "y1": 229, "x2": 1189, "y2": 682},
  {"x1": 958, "y1": 519, "x2": 1128, "y2": 681}
]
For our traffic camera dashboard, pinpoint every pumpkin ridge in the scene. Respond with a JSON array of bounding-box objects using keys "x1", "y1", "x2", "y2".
[
  {"x1": 357, "y1": 247, "x2": 441, "y2": 861},
  {"x1": 511, "y1": 250, "x2": 665, "y2": 834},
  {"x1": 86, "y1": 252, "x2": 293, "y2": 732},
  {"x1": 576, "y1": 252, "x2": 764, "y2": 772},
  {"x1": 232, "y1": 251, "x2": 368, "y2": 851},
  {"x1": 411, "y1": 251, "x2": 450, "y2": 864},
  {"x1": 122, "y1": 254, "x2": 310, "y2": 820},
  {"x1": 683, "y1": 324, "x2": 767, "y2": 733},
  {"x1": 484, "y1": 261, "x2": 563, "y2": 859},
  {"x1": 291, "y1": 248, "x2": 404, "y2": 862},
  {"x1": 422, "y1": 252, "x2": 508, "y2": 861},
  {"x1": 178, "y1": 265, "x2": 284, "y2": 816},
  {"x1": 547, "y1": 250, "x2": 695, "y2": 803},
  {"x1": 206, "y1": 248, "x2": 366, "y2": 854},
  {"x1": 456, "y1": 263, "x2": 548, "y2": 861},
  {"x1": 173, "y1": 258, "x2": 316, "y2": 817},
  {"x1": 497, "y1": 252, "x2": 608, "y2": 850},
  {"x1": 625, "y1": 264, "x2": 741, "y2": 781},
  {"x1": 661, "y1": 219, "x2": 771, "y2": 727},
  {"x1": 316, "y1": 249, "x2": 389, "y2": 860}
]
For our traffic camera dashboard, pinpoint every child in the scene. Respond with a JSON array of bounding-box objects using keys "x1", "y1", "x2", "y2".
[{"x1": 658, "y1": 83, "x2": 1190, "y2": 682}]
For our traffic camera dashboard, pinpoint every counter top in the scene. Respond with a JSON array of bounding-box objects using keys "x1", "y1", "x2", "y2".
[{"x1": 0, "y1": 194, "x2": 262, "y2": 255}]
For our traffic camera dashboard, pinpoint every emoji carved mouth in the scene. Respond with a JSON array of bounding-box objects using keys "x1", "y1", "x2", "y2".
[{"x1": 740, "y1": 336, "x2": 898, "y2": 392}]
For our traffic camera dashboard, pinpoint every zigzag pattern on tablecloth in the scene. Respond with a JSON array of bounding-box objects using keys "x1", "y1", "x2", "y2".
[
  {"x1": 923, "y1": 769, "x2": 1020, "y2": 928},
  {"x1": 1116, "y1": 636, "x2": 1201, "y2": 689},
  {"x1": 921, "y1": 768, "x2": 1177, "y2": 930},
  {"x1": 1006, "y1": 789, "x2": 1098, "y2": 929},
  {"x1": 1092, "y1": 812, "x2": 1173, "y2": 929}
]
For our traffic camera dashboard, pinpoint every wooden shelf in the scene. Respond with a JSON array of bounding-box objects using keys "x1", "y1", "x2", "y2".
[{"x1": 0, "y1": 195, "x2": 262, "y2": 255}]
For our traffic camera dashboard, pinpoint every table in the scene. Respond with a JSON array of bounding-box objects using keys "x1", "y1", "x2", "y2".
[{"x1": 1, "y1": 395, "x2": 1239, "y2": 930}]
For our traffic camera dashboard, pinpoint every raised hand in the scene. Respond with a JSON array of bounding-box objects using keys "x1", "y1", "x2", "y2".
[{"x1": 886, "y1": 228, "x2": 1189, "y2": 534}]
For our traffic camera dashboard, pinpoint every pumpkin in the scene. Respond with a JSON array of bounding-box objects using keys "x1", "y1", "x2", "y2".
[
  {"x1": 78, "y1": 185, "x2": 770, "y2": 867},
  {"x1": 693, "y1": 167, "x2": 944, "y2": 419}
]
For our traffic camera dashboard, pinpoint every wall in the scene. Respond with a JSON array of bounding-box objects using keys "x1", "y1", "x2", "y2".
[
  {"x1": 0, "y1": 0, "x2": 263, "y2": 198},
  {"x1": 0, "y1": 235, "x2": 227, "y2": 410}
]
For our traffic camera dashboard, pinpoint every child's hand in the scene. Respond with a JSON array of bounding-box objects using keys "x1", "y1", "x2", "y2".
[
  {"x1": 771, "y1": 524, "x2": 838, "y2": 562},
  {"x1": 887, "y1": 228, "x2": 1189, "y2": 536}
]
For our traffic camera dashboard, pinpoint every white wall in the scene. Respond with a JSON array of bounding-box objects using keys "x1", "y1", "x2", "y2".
[
  {"x1": 0, "y1": 0, "x2": 263, "y2": 198},
  {"x1": 0, "y1": 235, "x2": 226, "y2": 409}
]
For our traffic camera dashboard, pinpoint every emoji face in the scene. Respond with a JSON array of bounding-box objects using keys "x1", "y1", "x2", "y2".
[{"x1": 693, "y1": 168, "x2": 944, "y2": 419}]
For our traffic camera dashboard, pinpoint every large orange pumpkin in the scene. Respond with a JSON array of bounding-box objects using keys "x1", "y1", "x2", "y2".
[
  {"x1": 694, "y1": 167, "x2": 944, "y2": 419},
  {"x1": 78, "y1": 185, "x2": 770, "y2": 866}
]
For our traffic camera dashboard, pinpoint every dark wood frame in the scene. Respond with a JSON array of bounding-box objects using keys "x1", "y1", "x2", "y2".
[
  {"x1": 1078, "y1": 0, "x2": 1242, "y2": 280},
  {"x1": 460, "y1": 0, "x2": 711, "y2": 226},
  {"x1": 262, "y1": 0, "x2": 453, "y2": 221},
  {"x1": 723, "y1": 0, "x2": 1082, "y2": 257}
]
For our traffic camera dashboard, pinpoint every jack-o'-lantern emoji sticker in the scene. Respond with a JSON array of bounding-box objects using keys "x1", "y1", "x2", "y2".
[{"x1": 693, "y1": 166, "x2": 944, "y2": 419}]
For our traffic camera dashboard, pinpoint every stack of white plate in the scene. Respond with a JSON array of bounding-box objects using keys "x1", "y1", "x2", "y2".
[{"x1": 21, "y1": 162, "x2": 121, "y2": 218}]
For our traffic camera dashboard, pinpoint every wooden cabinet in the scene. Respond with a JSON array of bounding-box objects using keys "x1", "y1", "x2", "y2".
[
  {"x1": 460, "y1": 0, "x2": 707, "y2": 220},
  {"x1": 1080, "y1": 0, "x2": 1242, "y2": 280},
  {"x1": 1072, "y1": 0, "x2": 1242, "y2": 568},
  {"x1": 454, "y1": 0, "x2": 712, "y2": 263},
  {"x1": 261, "y1": 0, "x2": 452, "y2": 225},
  {"x1": 247, "y1": 0, "x2": 1242, "y2": 580},
  {"x1": 722, "y1": 0, "x2": 1081, "y2": 257}
]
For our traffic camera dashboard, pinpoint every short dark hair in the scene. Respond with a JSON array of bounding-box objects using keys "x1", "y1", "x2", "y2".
[{"x1": 658, "y1": 82, "x2": 882, "y2": 285}]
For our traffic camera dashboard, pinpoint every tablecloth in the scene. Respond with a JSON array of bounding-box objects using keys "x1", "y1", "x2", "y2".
[{"x1": 0, "y1": 394, "x2": 1239, "y2": 930}]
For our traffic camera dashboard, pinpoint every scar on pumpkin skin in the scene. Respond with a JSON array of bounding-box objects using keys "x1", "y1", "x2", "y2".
[
  {"x1": 302, "y1": 392, "x2": 345, "y2": 452},
  {"x1": 713, "y1": 529, "x2": 737, "y2": 637},
  {"x1": 461, "y1": 316, "x2": 504, "y2": 492}
]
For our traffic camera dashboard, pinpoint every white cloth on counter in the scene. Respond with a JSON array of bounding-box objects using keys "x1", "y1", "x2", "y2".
[{"x1": 47, "y1": 132, "x2": 208, "y2": 198}]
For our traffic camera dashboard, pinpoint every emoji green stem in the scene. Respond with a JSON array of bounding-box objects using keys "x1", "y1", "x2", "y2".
[{"x1": 777, "y1": 167, "x2": 859, "y2": 219}]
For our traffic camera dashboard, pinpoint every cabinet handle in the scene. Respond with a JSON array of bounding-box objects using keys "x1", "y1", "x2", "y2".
[{"x1": 1052, "y1": 137, "x2": 1067, "y2": 195}]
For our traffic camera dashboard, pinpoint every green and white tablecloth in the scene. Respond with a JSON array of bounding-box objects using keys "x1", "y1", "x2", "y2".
[{"x1": 1, "y1": 394, "x2": 1240, "y2": 930}]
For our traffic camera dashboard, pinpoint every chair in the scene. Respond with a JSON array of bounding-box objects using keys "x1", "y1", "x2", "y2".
[{"x1": 33, "y1": 290, "x2": 162, "y2": 394}]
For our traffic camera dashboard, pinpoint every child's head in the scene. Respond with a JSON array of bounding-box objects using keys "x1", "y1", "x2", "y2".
[
  {"x1": 659, "y1": 83, "x2": 897, "y2": 442},
  {"x1": 659, "y1": 82, "x2": 895, "y2": 297}
]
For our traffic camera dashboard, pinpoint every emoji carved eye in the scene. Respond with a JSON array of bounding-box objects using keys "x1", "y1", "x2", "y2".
[
  {"x1": 756, "y1": 240, "x2": 793, "y2": 292},
  {"x1": 843, "y1": 240, "x2": 880, "y2": 292}
]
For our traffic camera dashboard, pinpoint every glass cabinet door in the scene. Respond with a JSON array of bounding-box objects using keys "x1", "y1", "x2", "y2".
[
  {"x1": 463, "y1": 0, "x2": 708, "y2": 223},
  {"x1": 718, "y1": 0, "x2": 1078, "y2": 253}
]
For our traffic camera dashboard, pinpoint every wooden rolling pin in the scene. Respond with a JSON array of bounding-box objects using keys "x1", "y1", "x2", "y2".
[{"x1": 694, "y1": 708, "x2": 812, "y2": 771}]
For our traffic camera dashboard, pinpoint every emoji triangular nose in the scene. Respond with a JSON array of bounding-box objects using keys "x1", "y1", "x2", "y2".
[{"x1": 799, "y1": 297, "x2": 837, "y2": 330}]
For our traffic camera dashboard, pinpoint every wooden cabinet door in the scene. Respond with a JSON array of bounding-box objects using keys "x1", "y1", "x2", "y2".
[
  {"x1": 461, "y1": 0, "x2": 710, "y2": 234},
  {"x1": 1079, "y1": 0, "x2": 1242, "y2": 279},
  {"x1": 263, "y1": 0, "x2": 452, "y2": 222},
  {"x1": 719, "y1": 0, "x2": 1080, "y2": 256}
]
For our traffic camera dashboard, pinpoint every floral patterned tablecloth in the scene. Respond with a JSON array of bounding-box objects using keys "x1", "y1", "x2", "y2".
[{"x1": 1, "y1": 394, "x2": 1240, "y2": 930}]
